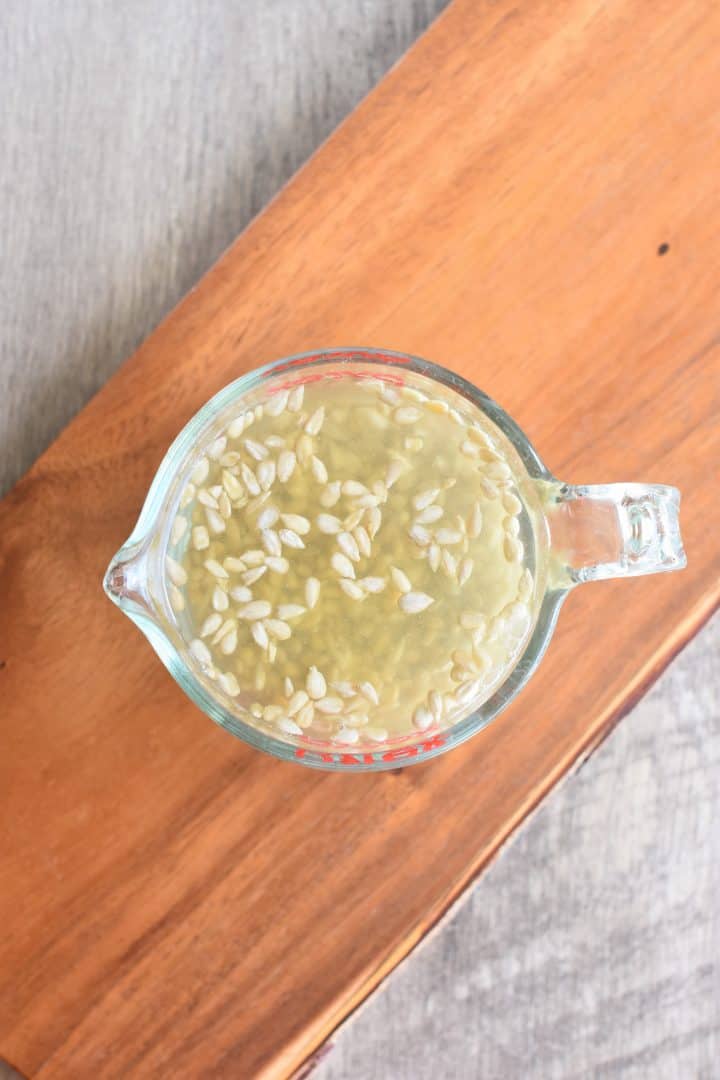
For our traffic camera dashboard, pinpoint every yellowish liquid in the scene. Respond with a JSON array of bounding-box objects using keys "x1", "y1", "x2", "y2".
[{"x1": 168, "y1": 373, "x2": 540, "y2": 747}]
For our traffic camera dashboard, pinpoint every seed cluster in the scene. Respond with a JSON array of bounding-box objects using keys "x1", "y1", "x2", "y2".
[{"x1": 169, "y1": 373, "x2": 535, "y2": 746}]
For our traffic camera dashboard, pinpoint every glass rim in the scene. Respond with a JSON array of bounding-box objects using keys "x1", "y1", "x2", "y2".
[{"x1": 109, "y1": 347, "x2": 567, "y2": 771}]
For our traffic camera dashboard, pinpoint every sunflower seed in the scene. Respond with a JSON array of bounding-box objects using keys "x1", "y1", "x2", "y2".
[
  {"x1": 305, "y1": 406, "x2": 325, "y2": 436},
  {"x1": 220, "y1": 629, "x2": 238, "y2": 655},
  {"x1": 180, "y1": 483, "x2": 196, "y2": 509},
  {"x1": 415, "y1": 504, "x2": 443, "y2": 525},
  {"x1": 205, "y1": 508, "x2": 226, "y2": 534},
  {"x1": 265, "y1": 389, "x2": 289, "y2": 417},
  {"x1": 200, "y1": 612, "x2": 222, "y2": 637},
  {"x1": 311, "y1": 456, "x2": 328, "y2": 483},
  {"x1": 365, "y1": 727, "x2": 388, "y2": 742},
  {"x1": 366, "y1": 506, "x2": 382, "y2": 539},
  {"x1": 429, "y1": 691, "x2": 444, "y2": 721},
  {"x1": 441, "y1": 550, "x2": 457, "y2": 578},
  {"x1": 218, "y1": 672, "x2": 240, "y2": 697},
  {"x1": 190, "y1": 638, "x2": 212, "y2": 665},
  {"x1": 265, "y1": 435, "x2": 286, "y2": 449},
  {"x1": 165, "y1": 556, "x2": 187, "y2": 587},
  {"x1": 251, "y1": 621, "x2": 269, "y2": 649},
  {"x1": 458, "y1": 557, "x2": 474, "y2": 586},
  {"x1": 191, "y1": 457, "x2": 210, "y2": 484},
  {"x1": 171, "y1": 516, "x2": 188, "y2": 544},
  {"x1": 412, "y1": 705, "x2": 433, "y2": 731},
  {"x1": 261, "y1": 529, "x2": 282, "y2": 557},
  {"x1": 333, "y1": 727, "x2": 358, "y2": 745},
  {"x1": 296, "y1": 433, "x2": 313, "y2": 464},
  {"x1": 241, "y1": 463, "x2": 260, "y2": 496},
  {"x1": 436, "y1": 528, "x2": 462, "y2": 545},
  {"x1": 320, "y1": 481, "x2": 341, "y2": 507},
  {"x1": 343, "y1": 713, "x2": 369, "y2": 728},
  {"x1": 358, "y1": 576, "x2": 386, "y2": 594},
  {"x1": 394, "y1": 406, "x2": 422, "y2": 425},
  {"x1": 218, "y1": 469, "x2": 243, "y2": 503},
  {"x1": 212, "y1": 585, "x2": 229, "y2": 612},
  {"x1": 230, "y1": 585, "x2": 253, "y2": 603},
  {"x1": 404, "y1": 436, "x2": 424, "y2": 452},
  {"x1": 413, "y1": 488, "x2": 440, "y2": 511},
  {"x1": 288, "y1": 690, "x2": 309, "y2": 715},
  {"x1": 479, "y1": 475, "x2": 499, "y2": 499},
  {"x1": 253, "y1": 460, "x2": 273, "y2": 492},
  {"x1": 208, "y1": 436, "x2": 227, "y2": 460},
  {"x1": 350, "y1": 525, "x2": 370, "y2": 558},
  {"x1": 472, "y1": 643, "x2": 491, "y2": 670},
  {"x1": 331, "y1": 552, "x2": 355, "y2": 579},
  {"x1": 287, "y1": 384, "x2": 305, "y2": 412},
  {"x1": 247, "y1": 492, "x2": 270, "y2": 513},
  {"x1": 242, "y1": 566, "x2": 268, "y2": 585},
  {"x1": 277, "y1": 450, "x2": 297, "y2": 483},
  {"x1": 238, "y1": 600, "x2": 272, "y2": 620},
  {"x1": 385, "y1": 460, "x2": 404, "y2": 488},
  {"x1": 390, "y1": 566, "x2": 412, "y2": 593},
  {"x1": 281, "y1": 513, "x2": 310, "y2": 535},
  {"x1": 241, "y1": 549, "x2": 266, "y2": 567},
  {"x1": 337, "y1": 531, "x2": 360, "y2": 562},
  {"x1": 399, "y1": 591, "x2": 434, "y2": 614},
  {"x1": 504, "y1": 536, "x2": 524, "y2": 563},
  {"x1": 315, "y1": 696, "x2": 344, "y2": 714},
  {"x1": 279, "y1": 528, "x2": 305, "y2": 550},
  {"x1": 339, "y1": 481, "x2": 364, "y2": 498},
  {"x1": 197, "y1": 488, "x2": 219, "y2": 510},
  {"x1": 211, "y1": 618, "x2": 236, "y2": 645},
  {"x1": 277, "y1": 716, "x2": 303, "y2": 737},
  {"x1": 265, "y1": 618, "x2": 292, "y2": 640},
  {"x1": 244, "y1": 438, "x2": 269, "y2": 462},
  {"x1": 278, "y1": 604, "x2": 306, "y2": 620},
  {"x1": 204, "y1": 558, "x2": 229, "y2": 579},
  {"x1": 218, "y1": 491, "x2": 232, "y2": 519},
  {"x1": 379, "y1": 383, "x2": 400, "y2": 405},
  {"x1": 307, "y1": 666, "x2": 327, "y2": 699},
  {"x1": 295, "y1": 702, "x2": 313, "y2": 728},
  {"x1": 343, "y1": 508, "x2": 364, "y2": 531},
  {"x1": 504, "y1": 515, "x2": 520, "y2": 538},
  {"x1": 408, "y1": 524, "x2": 431, "y2": 547},
  {"x1": 467, "y1": 502, "x2": 483, "y2": 538},
  {"x1": 503, "y1": 491, "x2": 522, "y2": 515},
  {"x1": 359, "y1": 680, "x2": 379, "y2": 705},
  {"x1": 227, "y1": 416, "x2": 246, "y2": 438},
  {"x1": 428, "y1": 543, "x2": 441, "y2": 572},
  {"x1": 169, "y1": 585, "x2": 184, "y2": 612},
  {"x1": 223, "y1": 557, "x2": 247, "y2": 573},
  {"x1": 518, "y1": 568, "x2": 534, "y2": 601},
  {"x1": 257, "y1": 507, "x2": 279, "y2": 530},
  {"x1": 330, "y1": 681, "x2": 356, "y2": 698},
  {"x1": 305, "y1": 577, "x2": 320, "y2": 608},
  {"x1": 339, "y1": 579, "x2": 364, "y2": 600},
  {"x1": 265, "y1": 556, "x2": 290, "y2": 574}
]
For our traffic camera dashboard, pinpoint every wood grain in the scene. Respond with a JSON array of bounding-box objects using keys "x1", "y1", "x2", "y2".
[{"x1": 1, "y1": 1, "x2": 719, "y2": 1077}]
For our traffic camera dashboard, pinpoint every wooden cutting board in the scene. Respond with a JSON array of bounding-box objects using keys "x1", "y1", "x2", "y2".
[{"x1": 2, "y1": 1, "x2": 719, "y2": 1076}]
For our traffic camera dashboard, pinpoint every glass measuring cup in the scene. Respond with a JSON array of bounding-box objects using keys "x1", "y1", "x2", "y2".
[{"x1": 104, "y1": 348, "x2": 686, "y2": 770}]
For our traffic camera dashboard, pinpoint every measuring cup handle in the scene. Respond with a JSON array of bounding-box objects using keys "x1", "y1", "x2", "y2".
[{"x1": 545, "y1": 482, "x2": 686, "y2": 586}]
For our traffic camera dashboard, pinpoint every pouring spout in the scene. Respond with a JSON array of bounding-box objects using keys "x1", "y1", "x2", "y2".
[{"x1": 103, "y1": 539, "x2": 154, "y2": 617}]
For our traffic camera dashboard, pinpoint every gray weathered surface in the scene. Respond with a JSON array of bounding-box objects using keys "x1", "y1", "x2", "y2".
[
  {"x1": 317, "y1": 614, "x2": 720, "y2": 1080},
  {"x1": 0, "y1": 0, "x2": 448, "y2": 498},
  {"x1": 2, "y1": 4, "x2": 717, "y2": 1079}
]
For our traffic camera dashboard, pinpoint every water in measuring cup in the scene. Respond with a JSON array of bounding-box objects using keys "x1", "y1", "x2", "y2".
[{"x1": 167, "y1": 373, "x2": 539, "y2": 747}]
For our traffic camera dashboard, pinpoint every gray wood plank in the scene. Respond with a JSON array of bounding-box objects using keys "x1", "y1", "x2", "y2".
[
  {"x1": 0, "y1": 0, "x2": 448, "y2": 497},
  {"x1": 2, "y1": 5, "x2": 717, "y2": 1079},
  {"x1": 316, "y1": 614, "x2": 720, "y2": 1080}
]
